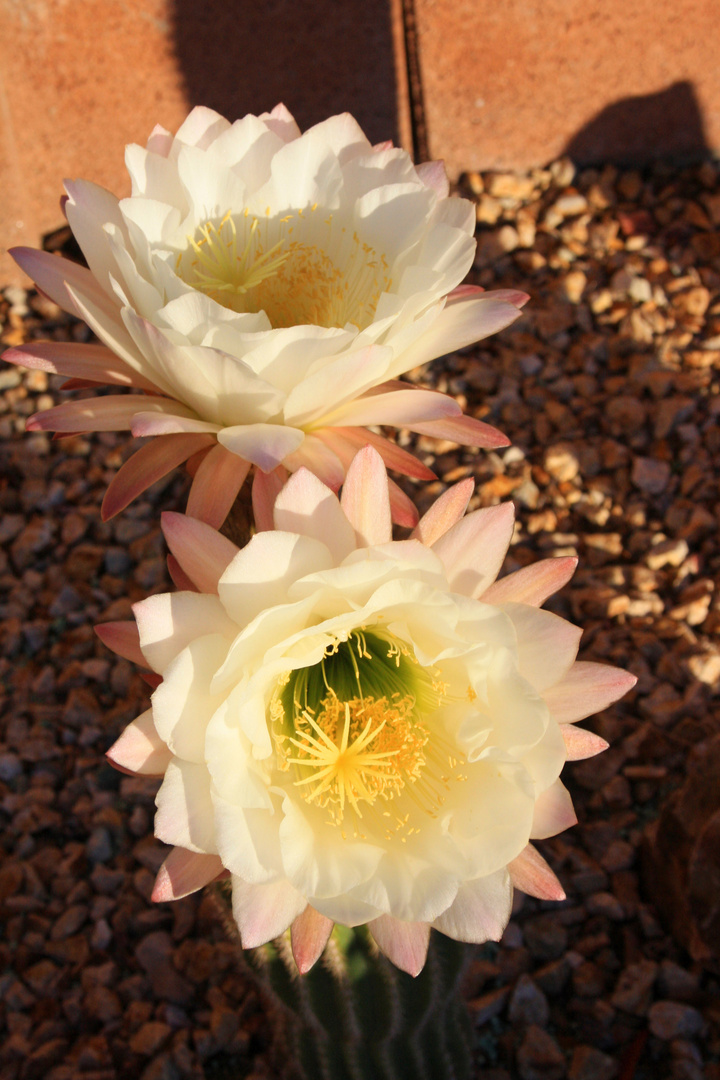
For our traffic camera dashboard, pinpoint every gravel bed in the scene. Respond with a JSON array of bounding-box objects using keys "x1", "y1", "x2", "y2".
[{"x1": 1, "y1": 155, "x2": 720, "y2": 1079}]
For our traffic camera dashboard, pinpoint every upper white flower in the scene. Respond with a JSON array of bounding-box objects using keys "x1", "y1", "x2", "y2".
[
  {"x1": 98, "y1": 449, "x2": 636, "y2": 976},
  {"x1": 7, "y1": 105, "x2": 527, "y2": 526}
]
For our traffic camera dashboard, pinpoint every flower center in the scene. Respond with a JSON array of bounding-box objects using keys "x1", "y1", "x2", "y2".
[
  {"x1": 271, "y1": 629, "x2": 461, "y2": 835},
  {"x1": 176, "y1": 209, "x2": 391, "y2": 331}
]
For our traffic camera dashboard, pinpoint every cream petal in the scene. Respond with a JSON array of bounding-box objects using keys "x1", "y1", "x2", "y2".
[
  {"x1": 482, "y1": 557, "x2": 578, "y2": 606},
  {"x1": 218, "y1": 531, "x2": 333, "y2": 628},
  {"x1": 412, "y1": 478, "x2": 474, "y2": 546},
  {"x1": 290, "y1": 906, "x2": 334, "y2": 973},
  {"x1": 562, "y1": 725, "x2": 609, "y2": 761},
  {"x1": 340, "y1": 446, "x2": 392, "y2": 547},
  {"x1": 152, "y1": 849, "x2": 225, "y2": 901},
  {"x1": 64, "y1": 178, "x2": 126, "y2": 297},
  {"x1": 65, "y1": 282, "x2": 148, "y2": 371},
  {"x1": 542, "y1": 662, "x2": 638, "y2": 724},
  {"x1": 231, "y1": 877, "x2": 307, "y2": 948},
  {"x1": 259, "y1": 102, "x2": 301, "y2": 142},
  {"x1": 175, "y1": 106, "x2": 231, "y2": 149},
  {"x1": 125, "y1": 142, "x2": 187, "y2": 204},
  {"x1": 161, "y1": 511, "x2": 238, "y2": 594},
  {"x1": 368, "y1": 916, "x2": 430, "y2": 977},
  {"x1": 502, "y1": 605, "x2": 583, "y2": 692},
  {"x1": 508, "y1": 845, "x2": 565, "y2": 901},
  {"x1": 278, "y1": 797, "x2": 383, "y2": 899},
  {"x1": 283, "y1": 344, "x2": 394, "y2": 429},
  {"x1": 530, "y1": 780, "x2": 577, "y2": 840},
  {"x1": 415, "y1": 160, "x2": 450, "y2": 198},
  {"x1": 396, "y1": 292, "x2": 528, "y2": 371},
  {"x1": 106, "y1": 709, "x2": 171, "y2": 776},
  {"x1": 432, "y1": 503, "x2": 515, "y2": 597},
  {"x1": 431, "y1": 870, "x2": 512, "y2": 943},
  {"x1": 95, "y1": 620, "x2": 146, "y2": 666},
  {"x1": 151, "y1": 635, "x2": 229, "y2": 763},
  {"x1": 274, "y1": 468, "x2": 356, "y2": 563},
  {"x1": 217, "y1": 423, "x2": 305, "y2": 472},
  {"x1": 186, "y1": 444, "x2": 252, "y2": 528},
  {"x1": 133, "y1": 592, "x2": 237, "y2": 673},
  {"x1": 102, "y1": 434, "x2": 214, "y2": 520},
  {"x1": 155, "y1": 758, "x2": 218, "y2": 853}
]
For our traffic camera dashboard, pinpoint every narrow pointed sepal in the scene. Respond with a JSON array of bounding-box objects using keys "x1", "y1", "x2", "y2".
[{"x1": 290, "y1": 906, "x2": 334, "y2": 973}]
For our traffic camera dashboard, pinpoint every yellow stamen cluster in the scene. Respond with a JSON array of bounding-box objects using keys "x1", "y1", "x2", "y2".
[
  {"x1": 283, "y1": 693, "x2": 428, "y2": 820},
  {"x1": 176, "y1": 208, "x2": 391, "y2": 330}
]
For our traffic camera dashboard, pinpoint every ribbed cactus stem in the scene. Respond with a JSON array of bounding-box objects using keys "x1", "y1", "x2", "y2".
[{"x1": 213, "y1": 887, "x2": 473, "y2": 1080}]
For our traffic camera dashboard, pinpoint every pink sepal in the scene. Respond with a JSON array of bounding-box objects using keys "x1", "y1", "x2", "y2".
[
  {"x1": 152, "y1": 848, "x2": 226, "y2": 901},
  {"x1": 161, "y1": 512, "x2": 238, "y2": 593},
  {"x1": 341, "y1": 447, "x2": 392, "y2": 546},
  {"x1": 482, "y1": 556, "x2": 577, "y2": 607},
  {"x1": 290, "y1": 906, "x2": 334, "y2": 973},
  {"x1": 561, "y1": 725, "x2": 609, "y2": 761},
  {"x1": 369, "y1": 915, "x2": 430, "y2": 977},
  {"x1": 167, "y1": 554, "x2": 198, "y2": 592},
  {"x1": 508, "y1": 844, "x2": 565, "y2": 901},
  {"x1": 95, "y1": 620, "x2": 146, "y2": 666},
  {"x1": 252, "y1": 466, "x2": 288, "y2": 531},
  {"x1": 102, "y1": 433, "x2": 214, "y2": 520},
  {"x1": 187, "y1": 444, "x2": 251, "y2": 528},
  {"x1": 412, "y1": 478, "x2": 474, "y2": 546}
]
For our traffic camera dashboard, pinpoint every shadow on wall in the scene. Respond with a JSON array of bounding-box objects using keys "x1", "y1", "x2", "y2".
[
  {"x1": 563, "y1": 81, "x2": 709, "y2": 165},
  {"x1": 170, "y1": 0, "x2": 401, "y2": 144}
]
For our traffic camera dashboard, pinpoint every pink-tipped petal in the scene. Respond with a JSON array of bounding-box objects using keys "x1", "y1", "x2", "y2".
[
  {"x1": 26, "y1": 395, "x2": 195, "y2": 434},
  {"x1": 431, "y1": 502, "x2": 515, "y2": 597},
  {"x1": 369, "y1": 916, "x2": 430, "y2": 977},
  {"x1": 252, "y1": 466, "x2": 288, "y2": 532},
  {"x1": 561, "y1": 725, "x2": 610, "y2": 761},
  {"x1": 388, "y1": 478, "x2": 419, "y2": 528},
  {"x1": 482, "y1": 556, "x2": 578, "y2": 606},
  {"x1": 167, "y1": 554, "x2": 198, "y2": 592},
  {"x1": 95, "y1": 620, "x2": 146, "y2": 666},
  {"x1": 508, "y1": 845, "x2": 566, "y2": 901},
  {"x1": 102, "y1": 434, "x2": 214, "y2": 520},
  {"x1": 217, "y1": 422, "x2": 304, "y2": 472},
  {"x1": 152, "y1": 848, "x2": 225, "y2": 902},
  {"x1": 531, "y1": 780, "x2": 577, "y2": 840},
  {"x1": 131, "y1": 412, "x2": 221, "y2": 437},
  {"x1": 161, "y1": 511, "x2": 238, "y2": 593},
  {"x1": 274, "y1": 468, "x2": 356, "y2": 563},
  {"x1": 415, "y1": 160, "x2": 450, "y2": 199},
  {"x1": 408, "y1": 413, "x2": 510, "y2": 449},
  {"x1": 3, "y1": 341, "x2": 161, "y2": 392},
  {"x1": 290, "y1": 906, "x2": 334, "y2": 973},
  {"x1": 341, "y1": 447, "x2": 392, "y2": 546},
  {"x1": 186, "y1": 444, "x2": 251, "y2": 528},
  {"x1": 542, "y1": 662, "x2": 638, "y2": 724},
  {"x1": 322, "y1": 426, "x2": 436, "y2": 481},
  {"x1": 106, "y1": 709, "x2": 171, "y2": 776},
  {"x1": 10, "y1": 246, "x2": 113, "y2": 320},
  {"x1": 282, "y1": 435, "x2": 345, "y2": 490},
  {"x1": 412, "y1": 478, "x2": 474, "y2": 546},
  {"x1": 231, "y1": 876, "x2": 307, "y2": 949}
]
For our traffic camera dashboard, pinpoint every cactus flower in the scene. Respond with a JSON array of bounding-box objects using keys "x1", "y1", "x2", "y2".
[
  {"x1": 97, "y1": 449, "x2": 635, "y2": 976},
  {"x1": 4, "y1": 105, "x2": 527, "y2": 527}
]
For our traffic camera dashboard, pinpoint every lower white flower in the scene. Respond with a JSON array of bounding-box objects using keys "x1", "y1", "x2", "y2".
[{"x1": 98, "y1": 449, "x2": 635, "y2": 975}]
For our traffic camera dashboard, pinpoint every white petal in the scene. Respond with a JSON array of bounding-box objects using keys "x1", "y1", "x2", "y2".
[
  {"x1": 396, "y1": 293, "x2": 527, "y2": 371},
  {"x1": 274, "y1": 468, "x2": 356, "y2": 563},
  {"x1": 217, "y1": 423, "x2": 305, "y2": 472},
  {"x1": 368, "y1": 916, "x2": 430, "y2": 976},
  {"x1": 106, "y1": 709, "x2": 171, "y2": 776},
  {"x1": 151, "y1": 634, "x2": 229, "y2": 763},
  {"x1": 432, "y1": 503, "x2": 515, "y2": 596},
  {"x1": 530, "y1": 780, "x2": 577, "y2": 839},
  {"x1": 155, "y1": 758, "x2": 218, "y2": 853},
  {"x1": 133, "y1": 592, "x2": 237, "y2": 673},
  {"x1": 161, "y1": 511, "x2": 238, "y2": 593},
  {"x1": 432, "y1": 870, "x2": 513, "y2": 943},
  {"x1": 218, "y1": 531, "x2": 333, "y2": 627},
  {"x1": 502, "y1": 604, "x2": 582, "y2": 692},
  {"x1": 231, "y1": 876, "x2": 307, "y2": 948}
]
